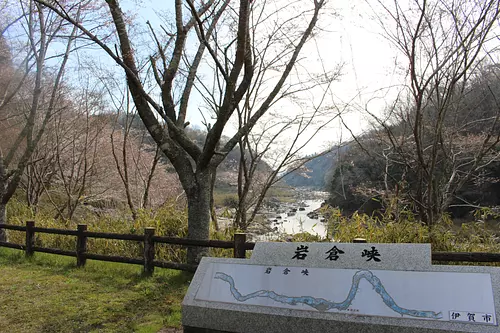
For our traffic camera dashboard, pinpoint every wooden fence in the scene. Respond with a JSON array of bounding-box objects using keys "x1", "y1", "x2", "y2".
[
  {"x1": 1, "y1": 222, "x2": 500, "y2": 275},
  {"x1": 0, "y1": 221, "x2": 255, "y2": 275}
]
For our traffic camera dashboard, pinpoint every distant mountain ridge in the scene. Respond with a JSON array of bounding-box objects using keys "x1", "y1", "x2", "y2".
[
  {"x1": 121, "y1": 118, "x2": 334, "y2": 189},
  {"x1": 283, "y1": 151, "x2": 337, "y2": 189}
]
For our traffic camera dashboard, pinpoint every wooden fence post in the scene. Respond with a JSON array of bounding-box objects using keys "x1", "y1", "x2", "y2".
[
  {"x1": 25, "y1": 221, "x2": 35, "y2": 257},
  {"x1": 353, "y1": 238, "x2": 367, "y2": 243},
  {"x1": 233, "y1": 233, "x2": 247, "y2": 259},
  {"x1": 76, "y1": 224, "x2": 87, "y2": 267},
  {"x1": 144, "y1": 227, "x2": 155, "y2": 276}
]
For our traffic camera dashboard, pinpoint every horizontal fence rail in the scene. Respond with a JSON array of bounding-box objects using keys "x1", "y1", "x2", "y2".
[
  {"x1": 84, "y1": 231, "x2": 143, "y2": 241},
  {"x1": 432, "y1": 251, "x2": 500, "y2": 262},
  {"x1": 0, "y1": 223, "x2": 499, "y2": 274},
  {"x1": 0, "y1": 222, "x2": 254, "y2": 275},
  {"x1": 0, "y1": 224, "x2": 26, "y2": 231},
  {"x1": 32, "y1": 227, "x2": 78, "y2": 236},
  {"x1": 0, "y1": 241, "x2": 24, "y2": 250}
]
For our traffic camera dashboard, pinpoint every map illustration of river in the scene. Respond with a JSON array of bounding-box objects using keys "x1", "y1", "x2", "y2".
[{"x1": 195, "y1": 263, "x2": 497, "y2": 325}]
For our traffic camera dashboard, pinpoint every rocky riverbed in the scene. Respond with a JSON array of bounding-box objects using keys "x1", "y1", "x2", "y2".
[
  {"x1": 214, "y1": 189, "x2": 330, "y2": 241},
  {"x1": 249, "y1": 190, "x2": 329, "y2": 241}
]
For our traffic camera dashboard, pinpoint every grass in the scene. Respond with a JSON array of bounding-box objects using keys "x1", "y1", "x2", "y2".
[
  {"x1": 0, "y1": 247, "x2": 190, "y2": 333},
  {"x1": 323, "y1": 206, "x2": 500, "y2": 253},
  {"x1": 212, "y1": 185, "x2": 297, "y2": 208},
  {"x1": 4, "y1": 197, "x2": 500, "y2": 332}
]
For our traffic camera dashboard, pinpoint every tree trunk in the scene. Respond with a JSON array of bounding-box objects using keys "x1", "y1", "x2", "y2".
[
  {"x1": 209, "y1": 169, "x2": 219, "y2": 232},
  {"x1": 186, "y1": 169, "x2": 212, "y2": 265},
  {"x1": 235, "y1": 193, "x2": 248, "y2": 231},
  {"x1": 0, "y1": 156, "x2": 7, "y2": 242},
  {"x1": 0, "y1": 203, "x2": 6, "y2": 242},
  {"x1": 239, "y1": 208, "x2": 248, "y2": 231}
]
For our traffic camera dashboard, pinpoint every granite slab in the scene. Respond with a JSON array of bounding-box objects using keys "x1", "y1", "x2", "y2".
[
  {"x1": 250, "y1": 242, "x2": 432, "y2": 270},
  {"x1": 182, "y1": 257, "x2": 500, "y2": 333}
]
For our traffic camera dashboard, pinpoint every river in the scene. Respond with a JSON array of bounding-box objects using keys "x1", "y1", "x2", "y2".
[{"x1": 255, "y1": 191, "x2": 329, "y2": 241}]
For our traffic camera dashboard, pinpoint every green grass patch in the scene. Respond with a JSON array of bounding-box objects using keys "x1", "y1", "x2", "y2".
[
  {"x1": 264, "y1": 186, "x2": 296, "y2": 203},
  {"x1": 0, "y1": 248, "x2": 190, "y2": 333}
]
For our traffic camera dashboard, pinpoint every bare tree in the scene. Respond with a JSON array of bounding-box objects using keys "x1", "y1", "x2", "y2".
[
  {"x1": 189, "y1": 1, "x2": 344, "y2": 231},
  {"x1": 233, "y1": 87, "x2": 342, "y2": 231},
  {"x1": 109, "y1": 88, "x2": 163, "y2": 220},
  {"x1": 362, "y1": 0, "x2": 500, "y2": 225},
  {"x1": 0, "y1": 0, "x2": 81, "y2": 240},
  {"x1": 21, "y1": 125, "x2": 58, "y2": 211},
  {"x1": 37, "y1": 0, "x2": 327, "y2": 263},
  {"x1": 48, "y1": 87, "x2": 107, "y2": 220}
]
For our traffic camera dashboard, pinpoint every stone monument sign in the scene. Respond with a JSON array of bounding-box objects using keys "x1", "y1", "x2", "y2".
[{"x1": 182, "y1": 242, "x2": 500, "y2": 332}]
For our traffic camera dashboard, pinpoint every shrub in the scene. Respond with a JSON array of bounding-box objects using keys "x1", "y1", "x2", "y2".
[
  {"x1": 5, "y1": 199, "x2": 500, "y2": 264},
  {"x1": 321, "y1": 206, "x2": 500, "y2": 253}
]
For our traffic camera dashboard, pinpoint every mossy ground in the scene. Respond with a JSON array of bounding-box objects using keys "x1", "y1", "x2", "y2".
[{"x1": 0, "y1": 248, "x2": 190, "y2": 333}]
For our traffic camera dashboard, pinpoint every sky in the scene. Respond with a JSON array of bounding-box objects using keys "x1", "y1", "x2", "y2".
[
  {"x1": 14, "y1": 0, "x2": 498, "y2": 157},
  {"x1": 110, "y1": 0, "x2": 403, "y2": 154},
  {"x1": 2, "y1": 0, "x2": 405, "y2": 157}
]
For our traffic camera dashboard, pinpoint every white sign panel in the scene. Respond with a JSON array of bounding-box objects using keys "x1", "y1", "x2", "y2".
[{"x1": 195, "y1": 263, "x2": 497, "y2": 326}]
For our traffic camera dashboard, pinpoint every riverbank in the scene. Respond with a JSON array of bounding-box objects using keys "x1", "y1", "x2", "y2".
[
  {"x1": 249, "y1": 189, "x2": 329, "y2": 241},
  {"x1": 212, "y1": 188, "x2": 330, "y2": 241}
]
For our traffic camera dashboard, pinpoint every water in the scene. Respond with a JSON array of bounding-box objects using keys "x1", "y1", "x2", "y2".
[
  {"x1": 257, "y1": 198, "x2": 328, "y2": 240},
  {"x1": 280, "y1": 199, "x2": 327, "y2": 236}
]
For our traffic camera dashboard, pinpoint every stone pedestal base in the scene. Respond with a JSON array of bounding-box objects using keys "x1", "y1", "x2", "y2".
[
  {"x1": 182, "y1": 257, "x2": 500, "y2": 333},
  {"x1": 183, "y1": 326, "x2": 232, "y2": 333}
]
